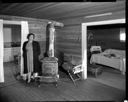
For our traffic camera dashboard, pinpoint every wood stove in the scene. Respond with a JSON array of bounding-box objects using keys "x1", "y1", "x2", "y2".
[
  {"x1": 36, "y1": 22, "x2": 63, "y2": 87},
  {"x1": 40, "y1": 57, "x2": 59, "y2": 84}
]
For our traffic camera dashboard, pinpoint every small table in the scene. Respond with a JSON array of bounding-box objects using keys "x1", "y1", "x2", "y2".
[{"x1": 88, "y1": 64, "x2": 102, "y2": 77}]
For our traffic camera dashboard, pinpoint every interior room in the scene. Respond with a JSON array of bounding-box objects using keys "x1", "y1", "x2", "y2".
[
  {"x1": 3, "y1": 24, "x2": 21, "y2": 85},
  {"x1": 3, "y1": 24, "x2": 21, "y2": 62},
  {"x1": 87, "y1": 23, "x2": 125, "y2": 89},
  {"x1": 0, "y1": 1, "x2": 126, "y2": 102}
]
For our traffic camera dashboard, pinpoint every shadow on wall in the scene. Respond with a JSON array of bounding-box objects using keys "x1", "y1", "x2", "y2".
[{"x1": 55, "y1": 50, "x2": 64, "y2": 67}]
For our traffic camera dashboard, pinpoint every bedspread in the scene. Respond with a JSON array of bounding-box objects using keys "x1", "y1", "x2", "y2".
[{"x1": 90, "y1": 53, "x2": 125, "y2": 74}]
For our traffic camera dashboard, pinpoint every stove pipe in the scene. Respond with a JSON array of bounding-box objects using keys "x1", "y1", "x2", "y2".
[{"x1": 46, "y1": 21, "x2": 64, "y2": 57}]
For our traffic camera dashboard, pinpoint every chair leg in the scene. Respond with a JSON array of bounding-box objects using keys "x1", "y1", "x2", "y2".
[
  {"x1": 76, "y1": 73, "x2": 81, "y2": 79},
  {"x1": 68, "y1": 71, "x2": 76, "y2": 86}
]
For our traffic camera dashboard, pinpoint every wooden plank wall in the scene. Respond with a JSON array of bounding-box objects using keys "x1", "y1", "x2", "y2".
[
  {"x1": 55, "y1": 2, "x2": 125, "y2": 64},
  {"x1": 55, "y1": 24, "x2": 82, "y2": 64},
  {"x1": 0, "y1": 15, "x2": 61, "y2": 60},
  {"x1": 28, "y1": 22, "x2": 47, "y2": 59}
]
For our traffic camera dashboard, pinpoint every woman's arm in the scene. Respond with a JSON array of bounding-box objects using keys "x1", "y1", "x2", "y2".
[
  {"x1": 37, "y1": 42, "x2": 41, "y2": 55},
  {"x1": 34, "y1": 41, "x2": 41, "y2": 55},
  {"x1": 22, "y1": 41, "x2": 27, "y2": 56}
]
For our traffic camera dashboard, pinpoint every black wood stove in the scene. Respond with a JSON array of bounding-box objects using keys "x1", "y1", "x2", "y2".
[{"x1": 35, "y1": 22, "x2": 63, "y2": 87}]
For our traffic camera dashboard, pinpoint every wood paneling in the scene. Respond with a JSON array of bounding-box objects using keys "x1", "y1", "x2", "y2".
[
  {"x1": 0, "y1": 15, "x2": 62, "y2": 26},
  {"x1": 55, "y1": 1, "x2": 125, "y2": 20},
  {"x1": 0, "y1": 1, "x2": 125, "y2": 20},
  {"x1": 58, "y1": 10, "x2": 125, "y2": 26},
  {"x1": 0, "y1": 15, "x2": 62, "y2": 60},
  {"x1": 55, "y1": 2, "x2": 125, "y2": 62},
  {"x1": 0, "y1": 1, "x2": 125, "y2": 64},
  {"x1": 19, "y1": 3, "x2": 59, "y2": 18},
  {"x1": 14, "y1": 3, "x2": 56, "y2": 15}
]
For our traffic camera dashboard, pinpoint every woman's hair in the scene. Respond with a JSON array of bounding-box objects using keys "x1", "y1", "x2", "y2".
[{"x1": 27, "y1": 33, "x2": 35, "y2": 39}]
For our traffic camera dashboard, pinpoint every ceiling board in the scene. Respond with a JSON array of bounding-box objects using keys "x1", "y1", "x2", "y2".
[
  {"x1": 22, "y1": 3, "x2": 60, "y2": 17},
  {"x1": 33, "y1": 3, "x2": 107, "y2": 18},
  {"x1": 52, "y1": 2, "x2": 125, "y2": 20},
  {"x1": 0, "y1": 3, "x2": 11, "y2": 10},
  {"x1": 0, "y1": 1, "x2": 125, "y2": 21},
  {"x1": 17, "y1": 3, "x2": 57, "y2": 15},
  {"x1": 0, "y1": 3, "x2": 19, "y2": 12}
]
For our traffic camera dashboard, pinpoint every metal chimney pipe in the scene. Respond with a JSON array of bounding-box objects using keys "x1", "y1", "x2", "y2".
[
  {"x1": 47, "y1": 21, "x2": 64, "y2": 57},
  {"x1": 48, "y1": 23, "x2": 55, "y2": 57}
]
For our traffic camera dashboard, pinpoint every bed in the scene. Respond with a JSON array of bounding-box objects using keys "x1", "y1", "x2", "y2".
[{"x1": 90, "y1": 49, "x2": 126, "y2": 74}]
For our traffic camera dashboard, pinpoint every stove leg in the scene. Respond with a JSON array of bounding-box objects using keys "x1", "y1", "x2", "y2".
[
  {"x1": 35, "y1": 77, "x2": 41, "y2": 87},
  {"x1": 54, "y1": 82, "x2": 58, "y2": 88}
]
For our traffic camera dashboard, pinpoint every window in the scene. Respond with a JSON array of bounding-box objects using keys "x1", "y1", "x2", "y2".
[{"x1": 120, "y1": 28, "x2": 125, "y2": 42}]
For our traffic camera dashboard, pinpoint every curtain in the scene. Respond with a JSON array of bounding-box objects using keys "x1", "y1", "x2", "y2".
[
  {"x1": 21, "y1": 21, "x2": 29, "y2": 76},
  {"x1": 0, "y1": 20, "x2": 4, "y2": 82}
]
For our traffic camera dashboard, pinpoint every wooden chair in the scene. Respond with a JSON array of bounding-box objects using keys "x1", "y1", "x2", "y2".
[
  {"x1": 88, "y1": 46, "x2": 103, "y2": 77},
  {"x1": 62, "y1": 62, "x2": 83, "y2": 86},
  {"x1": 90, "y1": 46, "x2": 102, "y2": 64}
]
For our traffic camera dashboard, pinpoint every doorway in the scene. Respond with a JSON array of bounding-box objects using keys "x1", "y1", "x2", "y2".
[
  {"x1": 3, "y1": 24, "x2": 21, "y2": 84},
  {"x1": 81, "y1": 18, "x2": 125, "y2": 79},
  {"x1": 0, "y1": 20, "x2": 29, "y2": 82}
]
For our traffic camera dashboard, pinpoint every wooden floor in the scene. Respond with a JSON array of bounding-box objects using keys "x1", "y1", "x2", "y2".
[
  {"x1": 0, "y1": 62, "x2": 126, "y2": 102},
  {"x1": 87, "y1": 65, "x2": 126, "y2": 91}
]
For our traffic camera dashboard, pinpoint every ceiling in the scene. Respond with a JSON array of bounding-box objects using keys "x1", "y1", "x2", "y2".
[{"x1": 0, "y1": 1, "x2": 125, "y2": 21}]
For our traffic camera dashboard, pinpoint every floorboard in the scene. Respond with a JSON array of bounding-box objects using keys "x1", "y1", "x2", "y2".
[{"x1": 0, "y1": 62, "x2": 126, "y2": 102}]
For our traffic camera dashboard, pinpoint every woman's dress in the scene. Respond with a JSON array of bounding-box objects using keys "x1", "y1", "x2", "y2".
[{"x1": 26, "y1": 42, "x2": 33, "y2": 73}]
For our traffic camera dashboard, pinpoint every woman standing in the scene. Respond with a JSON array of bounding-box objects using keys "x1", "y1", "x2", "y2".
[{"x1": 23, "y1": 33, "x2": 41, "y2": 83}]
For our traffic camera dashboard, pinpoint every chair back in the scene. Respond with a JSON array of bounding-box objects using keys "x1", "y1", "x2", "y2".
[{"x1": 73, "y1": 64, "x2": 83, "y2": 74}]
